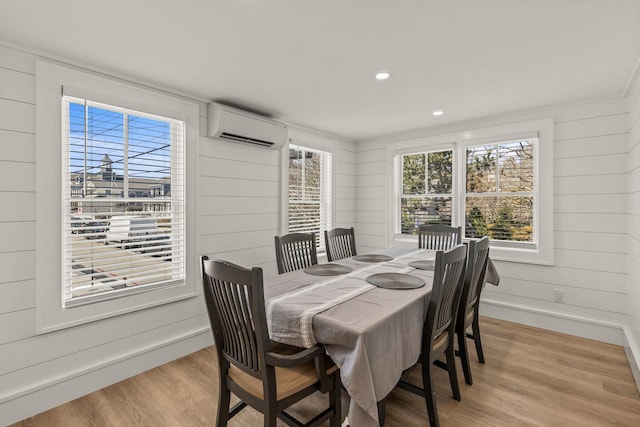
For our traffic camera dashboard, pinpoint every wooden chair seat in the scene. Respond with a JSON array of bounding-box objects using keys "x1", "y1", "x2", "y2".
[
  {"x1": 229, "y1": 363, "x2": 339, "y2": 401},
  {"x1": 432, "y1": 331, "x2": 449, "y2": 356}
]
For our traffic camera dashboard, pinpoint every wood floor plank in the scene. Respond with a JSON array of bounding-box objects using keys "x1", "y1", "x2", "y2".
[{"x1": 12, "y1": 317, "x2": 640, "y2": 426}]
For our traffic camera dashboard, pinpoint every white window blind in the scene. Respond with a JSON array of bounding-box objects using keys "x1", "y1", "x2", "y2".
[
  {"x1": 62, "y1": 96, "x2": 185, "y2": 307},
  {"x1": 288, "y1": 145, "x2": 332, "y2": 249}
]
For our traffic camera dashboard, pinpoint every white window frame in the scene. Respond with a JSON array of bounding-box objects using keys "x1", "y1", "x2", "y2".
[
  {"x1": 281, "y1": 131, "x2": 335, "y2": 254},
  {"x1": 388, "y1": 118, "x2": 553, "y2": 265},
  {"x1": 36, "y1": 61, "x2": 200, "y2": 333}
]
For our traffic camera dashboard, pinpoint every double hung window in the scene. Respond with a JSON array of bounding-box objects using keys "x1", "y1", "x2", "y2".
[
  {"x1": 391, "y1": 119, "x2": 553, "y2": 264},
  {"x1": 287, "y1": 144, "x2": 332, "y2": 249},
  {"x1": 36, "y1": 61, "x2": 198, "y2": 333},
  {"x1": 464, "y1": 139, "x2": 535, "y2": 246},
  {"x1": 63, "y1": 97, "x2": 185, "y2": 306}
]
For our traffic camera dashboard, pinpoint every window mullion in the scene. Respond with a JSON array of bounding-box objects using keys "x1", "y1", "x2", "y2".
[
  {"x1": 123, "y1": 113, "x2": 129, "y2": 197},
  {"x1": 83, "y1": 101, "x2": 88, "y2": 198},
  {"x1": 494, "y1": 144, "x2": 500, "y2": 192}
]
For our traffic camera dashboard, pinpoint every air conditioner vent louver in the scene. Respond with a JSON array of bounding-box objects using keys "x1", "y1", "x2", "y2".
[
  {"x1": 207, "y1": 103, "x2": 287, "y2": 149},
  {"x1": 219, "y1": 132, "x2": 275, "y2": 147}
]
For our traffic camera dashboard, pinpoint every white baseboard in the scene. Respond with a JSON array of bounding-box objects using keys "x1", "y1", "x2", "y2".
[
  {"x1": 0, "y1": 327, "x2": 212, "y2": 426},
  {"x1": 623, "y1": 325, "x2": 640, "y2": 394},
  {"x1": 479, "y1": 298, "x2": 624, "y2": 345}
]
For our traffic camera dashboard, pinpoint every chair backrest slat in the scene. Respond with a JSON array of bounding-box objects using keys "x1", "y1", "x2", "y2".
[
  {"x1": 418, "y1": 224, "x2": 462, "y2": 250},
  {"x1": 325, "y1": 227, "x2": 357, "y2": 262},
  {"x1": 275, "y1": 232, "x2": 318, "y2": 274},
  {"x1": 201, "y1": 256, "x2": 270, "y2": 377}
]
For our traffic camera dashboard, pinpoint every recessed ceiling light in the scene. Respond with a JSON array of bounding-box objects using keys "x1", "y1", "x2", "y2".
[
  {"x1": 432, "y1": 110, "x2": 444, "y2": 116},
  {"x1": 375, "y1": 72, "x2": 390, "y2": 80}
]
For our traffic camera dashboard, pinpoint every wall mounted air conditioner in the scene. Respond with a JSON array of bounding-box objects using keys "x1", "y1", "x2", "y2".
[{"x1": 207, "y1": 102, "x2": 288, "y2": 149}]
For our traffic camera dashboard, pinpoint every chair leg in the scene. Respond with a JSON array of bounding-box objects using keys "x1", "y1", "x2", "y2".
[
  {"x1": 422, "y1": 360, "x2": 439, "y2": 427},
  {"x1": 262, "y1": 392, "x2": 278, "y2": 427},
  {"x1": 377, "y1": 398, "x2": 386, "y2": 426},
  {"x1": 457, "y1": 329, "x2": 473, "y2": 386},
  {"x1": 445, "y1": 345, "x2": 461, "y2": 401},
  {"x1": 472, "y1": 315, "x2": 485, "y2": 364},
  {"x1": 330, "y1": 372, "x2": 342, "y2": 427},
  {"x1": 264, "y1": 407, "x2": 277, "y2": 427},
  {"x1": 216, "y1": 383, "x2": 231, "y2": 427}
]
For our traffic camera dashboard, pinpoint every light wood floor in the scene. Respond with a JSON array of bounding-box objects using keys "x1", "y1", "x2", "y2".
[{"x1": 12, "y1": 317, "x2": 640, "y2": 426}]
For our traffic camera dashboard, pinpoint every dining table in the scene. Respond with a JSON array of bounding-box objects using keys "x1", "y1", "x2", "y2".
[
  {"x1": 263, "y1": 247, "x2": 436, "y2": 426},
  {"x1": 263, "y1": 247, "x2": 500, "y2": 427}
]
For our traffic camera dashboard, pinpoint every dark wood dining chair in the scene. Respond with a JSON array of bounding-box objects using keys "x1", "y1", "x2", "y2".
[
  {"x1": 418, "y1": 224, "x2": 462, "y2": 250},
  {"x1": 456, "y1": 236, "x2": 490, "y2": 385},
  {"x1": 275, "y1": 232, "x2": 318, "y2": 274},
  {"x1": 396, "y1": 244, "x2": 467, "y2": 427},
  {"x1": 201, "y1": 256, "x2": 341, "y2": 427},
  {"x1": 324, "y1": 227, "x2": 357, "y2": 262}
]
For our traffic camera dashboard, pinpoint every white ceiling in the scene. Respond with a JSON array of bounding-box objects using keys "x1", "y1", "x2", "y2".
[{"x1": 1, "y1": 0, "x2": 639, "y2": 141}]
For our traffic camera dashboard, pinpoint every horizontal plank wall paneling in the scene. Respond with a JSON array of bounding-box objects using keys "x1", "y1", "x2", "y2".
[
  {"x1": 0, "y1": 280, "x2": 34, "y2": 313},
  {"x1": 0, "y1": 45, "x2": 212, "y2": 425},
  {"x1": 0, "y1": 251, "x2": 34, "y2": 284},
  {"x1": 335, "y1": 141, "x2": 358, "y2": 228},
  {"x1": 355, "y1": 97, "x2": 630, "y2": 344},
  {"x1": 626, "y1": 64, "x2": 640, "y2": 389}
]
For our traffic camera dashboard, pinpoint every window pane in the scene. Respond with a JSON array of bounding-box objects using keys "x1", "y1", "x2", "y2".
[
  {"x1": 304, "y1": 150, "x2": 321, "y2": 200},
  {"x1": 427, "y1": 151, "x2": 452, "y2": 193},
  {"x1": 498, "y1": 140, "x2": 534, "y2": 192},
  {"x1": 128, "y1": 115, "x2": 172, "y2": 183},
  {"x1": 289, "y1": 148, "x2": 303, "y2": 199},
  {"x1": 466, "y1": 145, "x2": 496, "y2": 193},
  {"x1": 403, "y1": 153, "x2": 425, "y2": 195},
  {"x1": 401, "y1": 197, "x2": 452, "y2": 234},
  {"x1": 465, "y1": 196, "x2": 533, "y2": 242},
  {"x1": 69, "y1": 104, "x2": 125, "y2": 198}
]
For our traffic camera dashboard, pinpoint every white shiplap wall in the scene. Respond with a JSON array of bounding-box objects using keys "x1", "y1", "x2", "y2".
[
  {"x1": 627, "y1": 67, "x2": 640, "y2": 382},
  {"x1": 0, "y1": 44, "x2": 357, "y2": 424},
  {"x1": 355, "y1": 97, "x2": 629, "y2": 345}
]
